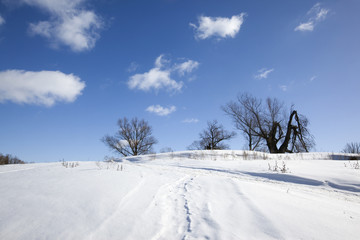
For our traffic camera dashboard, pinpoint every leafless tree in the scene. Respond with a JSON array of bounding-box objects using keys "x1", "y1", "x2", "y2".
[
  {"x1": 102, "y1": 117, "x2": 158, "y2": 156},
  {"x1": 342, "y1": 142, "x2": 360, "y2": 154},
  {"x1": 222, "y1": 93, "x2": 314, "y2": 153},
  {"x1": 189, "y1": 120, "x2": 236, "y2": 150}
]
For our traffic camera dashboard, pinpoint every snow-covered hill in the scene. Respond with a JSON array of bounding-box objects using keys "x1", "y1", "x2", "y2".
[{"x1": 1, "y1": 151, "x2": 359, "y2": 240}]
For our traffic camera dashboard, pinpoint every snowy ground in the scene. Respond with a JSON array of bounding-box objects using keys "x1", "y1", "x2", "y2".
[{"x1": 1, "y1": 150, "x2": 359, "y2": 240}]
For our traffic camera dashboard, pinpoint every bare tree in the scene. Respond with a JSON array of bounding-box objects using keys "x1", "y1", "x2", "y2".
[
  {"x1": 102, "y1": 117, "x2": 158, "y2": 156},
  {"x1": 342, "y1": 142, "x2": 360, "y2": 154},
  {"x1": 189, "y1": 120, "x2": 236, "y2": 150},
  {"x1": 222, "y1": 93, "x2": 314, "y2": 153}
]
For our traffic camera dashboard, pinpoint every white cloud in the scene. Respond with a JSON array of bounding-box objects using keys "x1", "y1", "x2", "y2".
[
  {"x1": 279, "y1": 85, "x2": 287, "y2": 92},
  {"x1": 155, "y1": 55, "x2": 170, "y2": 68},
  {"x1": 315, "y1": 8, "x2": 329, "y2": 21},
  {"x1": 127, "y1": 62, "x2": 139, "y2": 73},
  {"x1": 117, "y1": 139, "x2": 129, "y2": 147},
  {"x1": 128, "y1": 68, "x2": 183, "y2": 92},
  {"x1": 295, "y1": 22, "x2": 314, "y2": 32},
  {"x1": 191, "y1": 13, "x2": 245, "y2": 40},
  {"x1": 128, "y1": 55, "x2": 199, "y2": 93},
  {"x1": 19, "y1": 0, "x2": 103, "y2": 51},
  {"x1": 146, "y1": 105, "x2": 176, "y2": 116},
  {"x1": 0, "y1": 15, "x2": 5, "y2": 26},
  {"x1": 0, "y1": 69, "x2": 85, "y2": 106},
  {"x1": 182, "y1": 118, "x2": 199, "y2": 123},
  {"x1": 254, "y1": 68, "x2": 274, "y2": 79},
  {"x1": 295, "y1": 3, "x2": 329, "y2": 32},
  {"x1": 310, "y1": 75, "x2": 317, "y2": 82},
  {"x1": 175, "y1": 60, "x2": 199, "y2": 76}
]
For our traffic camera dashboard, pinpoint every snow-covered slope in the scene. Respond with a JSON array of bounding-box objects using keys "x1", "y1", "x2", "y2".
[{"x1": 1, "y1": 151, "x2": 359, "y2": 240}]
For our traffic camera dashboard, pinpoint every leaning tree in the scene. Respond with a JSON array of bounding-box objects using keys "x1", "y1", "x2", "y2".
[
  {"x1": 188, "y1": 120, "x2": 236, "y2": 150},
  {"x1": 102, "y1": 117, "x2": 158, "y2": 156},
  {"x1": 222, "y1": 93, "x2": 314, "y2": 153}
]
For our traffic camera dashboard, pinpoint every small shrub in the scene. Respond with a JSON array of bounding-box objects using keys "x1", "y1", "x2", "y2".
[
  {"x1": 243, "y1": 151, "x2": 249, "y2": 160},
  {"x1": 150, "y1": 153, "x2": 157, "y2": 161},
  {"x1": 345, "y1": 160, "x2": 360, "y2": 169},
  {"x1": 268, "y1": 161, "x2": 289, "y2": 173},
  {"x1": 61, "y1": 160, "x2": 79, "y2": 168},
  {"x1": 96, "y1": 160, "x2": 123, "y2": 171}
]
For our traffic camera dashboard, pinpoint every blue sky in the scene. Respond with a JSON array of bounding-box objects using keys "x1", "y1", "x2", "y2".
[{"x1": 1, "y1": 0, "x2": 359, "y2": 162}]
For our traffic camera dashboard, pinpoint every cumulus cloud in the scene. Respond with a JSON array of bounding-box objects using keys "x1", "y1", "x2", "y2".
[
  {"x1": 0, "y1": 15, "x2": 5, "y2": 26},
  {"x1": 0, "y1": 70, "x2": 85, "y2": 106},
  {"x1": 18, "y1": 0, "x2": 103, "y2": 51},
  {"x1": 190, "y1": 13, "x2": 245, "y2": 40},
  {"x1": 128, "y1": 55, "x2": 199, "y2": 93},
  {"x1": 146, "y1": 105, "x2": 176, "y2": 116},
  {"x1": 182, "y1": 118, "x2": 199, "y2": 123},
  {"x1": 295, "y1": 3, "x2": 329, "y2": 32},
  {"x1": 254, "y1": 68, "x2": 274, "y2": 79},
  {"x1": 175, "y1": 60, "x2": 199, "y2": 76},
  {"x1": 128, "y1": 68, "x2": 183, "y2": 92}
]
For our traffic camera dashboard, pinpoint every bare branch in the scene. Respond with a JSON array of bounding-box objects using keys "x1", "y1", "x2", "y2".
[
  {"x1": 189, "y1": 120, "x2": 236, "y2": 150},
  {"x1": 223, "y1": 93, "x2": 315, "y2": 153},
  {"x1": 102, "y1": 117, "x2": 157, "y2": 156}
]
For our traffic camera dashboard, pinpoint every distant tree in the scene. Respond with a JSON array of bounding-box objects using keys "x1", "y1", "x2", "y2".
[
  {"x1": 160, "y1": 147, "x2": 174, "y2": 153},
  {"x1": 188, "y1": 120, "x2": 236, "y2": 150},
  {"x1": 102, "y1": 117, "x2": 158, "y2": 156},
  {"x1": 342, "y1": 142, "x2": 360, "y2": 154},
  {"x1": 0, "y1": 153, "x2": 25, "y2": 165},
  {"x1": 222, "y1": 93, "x2": 315, "y2": 153}
]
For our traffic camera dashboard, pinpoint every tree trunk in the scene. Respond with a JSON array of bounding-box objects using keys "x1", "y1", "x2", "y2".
[
  {"x1": 278, "y1": 111, "x2": 297, "y2": 153},
  {"x1": 266, "y1": 137, "x2": 279, "y2": 153}
]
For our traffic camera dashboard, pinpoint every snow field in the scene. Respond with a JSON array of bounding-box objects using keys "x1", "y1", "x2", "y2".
[{"x1": 0, "y1": 151, "x2": 359, "y2": 240}]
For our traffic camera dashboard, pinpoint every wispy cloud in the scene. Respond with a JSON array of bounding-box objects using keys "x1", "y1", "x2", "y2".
[
  {"x1": 254, "y1": 68, "x2": 274, "y2": 79},
  {"x1": 190, "y1": 13, "x2": 246, "y2": 40},
  {"x1": 128, "y1": 55, "x2": 199, "y2": 93},
  {"x1": 310, "y1": 75, "x2": 317, "y2": 82},
  {"x1": 295, "y1": 22, "x2": 314, "y2": 32},
  {"x1": 295, "y1": 3, "x2": 329, "y2": 32},
  {"x1": 182, "y1": 118, "x2": 199, "y2": 123},
  {"x1": 15, "y1": 0, "x2": 103, "y2": 51},
  {"x1": 175, "y1": 60, "x2": 199, "y2": 76},
  {"x1": 127, "y1": 62, "x2": 139, "y2": 73},
  {"x1": 146, "y1": 105, "x2": 176, "y2": 116},
  {"x1": 0, "y1": 15, "x2": 5, "y2": 26},
  {"x1": 279, "y1": 85, "x2": 288, "y2": 92},
  {"x1": 0, "y1": 69, "x2": 85, "y2": 106}
]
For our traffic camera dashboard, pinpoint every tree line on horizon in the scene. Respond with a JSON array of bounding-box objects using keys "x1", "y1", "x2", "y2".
[
  {"x1": 103, "y1": 93, "x2": 318, "y2": 156},
  {"x1": 0, "y1": 153, "x2": 25, "y2": 165},
  {"x1": 2, "y1": 93, "x2": 359, "y2": 165},
  {"x1": 103, "y1": 93, "x2": 360, "y2": 157}
]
